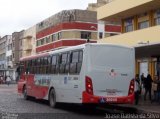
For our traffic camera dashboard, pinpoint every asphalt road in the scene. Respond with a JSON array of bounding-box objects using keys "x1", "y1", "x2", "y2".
[{"x1": 0, "y1": 84, "x2": 136, "y2": 119}]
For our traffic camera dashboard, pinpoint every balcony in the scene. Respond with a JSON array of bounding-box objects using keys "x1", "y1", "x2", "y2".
[
  {"x1": 97, "y1": 0, "x2": 160, "y2": 22},
  {"x1": 23, "y1": 44, "x2": 32, "y2": 51},
  {"x1": 98, "y1": 25, "x2": 160, "y2": 47}
]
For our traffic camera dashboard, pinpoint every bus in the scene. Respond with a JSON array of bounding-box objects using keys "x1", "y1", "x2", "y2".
[{"x1": 17, "y1": 43, "x2": 135, "y2": 108}]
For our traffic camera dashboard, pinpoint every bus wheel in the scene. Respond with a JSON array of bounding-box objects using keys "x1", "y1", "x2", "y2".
[
  {"x1": 49, "y1": 88, "x2": 57, "y2": 108},
  {"x1": 23, "y1": 86, "x2": 29, "y2": 100}
]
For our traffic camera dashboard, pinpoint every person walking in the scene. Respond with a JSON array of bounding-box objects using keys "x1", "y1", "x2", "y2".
[
  {"x1": 6, "y1": 75, "x2": 11, "y2": 86},
  {"x1": 141, "y1": 73, "x2": 145, "y2": 85},
  {"x1": 144, "y1": 74, "x2": 153, "y2": 101},
  {"x1": 135, "y1": 74, "x2": 141, "y2": 105},
  {"x1": 152, "y1": 75, "x2": 158, "y2": 103},
  {"x1": 154, "y1": 77, "x2": 160, "y2": 103}
]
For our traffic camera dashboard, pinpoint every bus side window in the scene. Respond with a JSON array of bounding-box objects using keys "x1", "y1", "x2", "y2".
[
  {"x1": 19, "y1": 61, "x2": 24, "y2": 75},
  {"x1": 29, "y1": 60, "x2": 34, "y2": 74},
  {"x1": 40, "y1": 58, "x2": 44, "y2": 74},
  {"x1": 77, "y1": 51, "x2": 83, "y2": 73},
  {"x1": 47, "y1": 56, "x2": 51, "y2": 74},
  {"x1": 55, "y1": 55, "x2": 59, "y2": 74},
  {"x1": 26, "y1": 60, "x2": 30, "y2": 74},
  {"x1": 65, "y1": 52, "x2": 70, "y2": 74},
  {"x1": 36, "y1": 58, "x2": 40, "y2": 74},
  {"x1": 59, "y1": 53, "x2": 68, "y2": 74},
  {"x1": 51, "y1": 55, "x2": 57, "y2": 74},
  {"x1": 69, "y1": 50, "x2": 83, "y2": 74},
  {"x1": 33, "y1": 59, "x2": 37, "y2": 74},
  {"x1": 43, "y1": 57, "x2": 48, "y2": 74},
  {"x1": 69, "y1": 51, "x2": 79, "y2": 74}
]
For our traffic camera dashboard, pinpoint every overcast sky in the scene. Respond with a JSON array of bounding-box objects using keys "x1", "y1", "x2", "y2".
[{"x1": 0, "y1": 0, "x2": 97, "y2": 37}]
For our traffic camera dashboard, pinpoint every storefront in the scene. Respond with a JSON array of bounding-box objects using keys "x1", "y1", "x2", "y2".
[{"x1": 135, "y1": 43, "x2": 160, "y2": 79}]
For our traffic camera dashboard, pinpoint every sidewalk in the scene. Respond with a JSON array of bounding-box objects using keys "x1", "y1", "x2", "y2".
[
  {"x1": 133, "y1": 96, "x2": 160, "y2": 114},
  {"x1": 119, "y1": 95, "x2": 160, "y2": 114}
]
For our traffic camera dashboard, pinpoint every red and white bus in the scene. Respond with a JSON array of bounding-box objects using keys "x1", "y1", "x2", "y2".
[{"x1": 17, "y1": 43, "x2": 135, "y2": 108}]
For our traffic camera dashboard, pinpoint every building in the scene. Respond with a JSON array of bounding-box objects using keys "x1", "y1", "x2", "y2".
[
  {"x1": 12, "y1": 31, "x2": 24, "y2": 80},
  {"x1": 36, "y1": 9, "x2": 121, "y2": 53},
  {"x1": 0, "y1": 35, "x2": 15, "y2": 78},
  {"x1": 5, "y1": 35, "x2": 13, "y2": 77},
  {"x1": 21, "y1": 26, "x2": 36, "y2": 58},
  {"x1": 87, "y1": 0, "x2": 115, "y2": 11},
  {"x1": 0, "y1": 36, "x2": 8, "y2": 76},
  {"x1": 97, "y1": 0, "x2": 160, "y2": 78}
]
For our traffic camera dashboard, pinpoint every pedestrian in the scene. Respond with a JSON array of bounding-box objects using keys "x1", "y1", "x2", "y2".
[
  {"x1": 144, "y1": 74, "x2": 153, "y2": 101},
  {"x1": 156, "y1": 79, "x2": 160, "y2": 104},
  {"x1": 135, "y1": 74, "x2": 141, "y2": 105},
  {"x1": 141, "y1": 73, "x2": 145, "y2": 88},
  {"x1": 6, "y1": 75, "x2": 11, "y2": 86},
  {"x1": 152, "y1": 75, "x2": 158, "y2": 103}
]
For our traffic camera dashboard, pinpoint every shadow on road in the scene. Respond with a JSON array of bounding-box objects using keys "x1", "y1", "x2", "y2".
[{"x1": 26, "y1": 97, "x2": 138, "y2": 115}]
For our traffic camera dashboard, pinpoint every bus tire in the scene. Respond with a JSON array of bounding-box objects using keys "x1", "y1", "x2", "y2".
[
  {"x1": 49, "y1": 88, "x2": 57, "y2": 108},
  {"x1": 23, "y1": 85, "x2": 29, "y2": 100}
]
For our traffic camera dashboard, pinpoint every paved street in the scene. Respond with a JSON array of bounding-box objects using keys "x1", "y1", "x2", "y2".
[{"x1": 0, "y1": 84, "x2": 124, "y2": 119}]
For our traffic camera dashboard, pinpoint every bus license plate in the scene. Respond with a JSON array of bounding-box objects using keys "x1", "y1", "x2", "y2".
[{"x1": 106, "y1": 98, "x2": 117, "y2": 102}]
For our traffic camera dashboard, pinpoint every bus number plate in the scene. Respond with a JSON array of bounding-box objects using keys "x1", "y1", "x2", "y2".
[{"x1": 106, "y1": 98, "x2": 117, "y2": 102}]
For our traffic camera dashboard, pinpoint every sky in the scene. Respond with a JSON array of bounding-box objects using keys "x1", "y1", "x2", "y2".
[{"x1": 0, "y1": 0, "x2": 97, "y2": 37}]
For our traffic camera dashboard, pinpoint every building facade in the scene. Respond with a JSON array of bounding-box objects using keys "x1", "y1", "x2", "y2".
[
  {"x1": 21, "y1": 26, "x2": 36, "y2": 57},
  {"x1": 12, "y1": 31, "x2": 24, "y2": 80},
  {"x1": 0, "y1": 35, "x2": 15, "y2": 78},
  {"x1": 36, "y1": 9, "x2": 121, "y2": 53},
  {"x1": 87, "y1": 0, "x2": 115, "y2": 11},
  {"x1": 0, "y1": 36, "x2": 7, "y2": 76},
  {"x1": 5, "y1": 35, "x2": 13, "y2": 77},
  {"x1": 97, "y1": 0, "x2": 160, "y2": 78}
]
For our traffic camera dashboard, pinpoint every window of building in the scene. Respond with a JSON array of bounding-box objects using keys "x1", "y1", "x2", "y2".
[
  {"x1": 138, "y1": 21, "x2": 149, "y2": 29},
  {"x1": 12, "y1": 53, "x2": 14, "y2": 59},
  {"x1": 48, "y1": 36, "x2": 52, "y2": 43},
  {"x1": 46, "y1": 37, "x2": 49, "y2": 44},
  {"x1": 20, "y1": 40, "x2": 22, "y2": 46},
  {"x1": 155, "y1": 17, "x2": 160, "y2": 25},
  {"x1": 124, "y1": 18, "x2": 133, "y2": 32},
  {"x1": 12, "y1": 42, "x2": 15, "y2": 48},
  {"x1": 10, "y1": 55, "x2": 12, "y2": 61},
  {"x1": 38, "y1": 40, "x2": 41, "y2": 46},
  {"x1": 125, "y1": 25, "x2": 133, "y2": 32},
  {"x1": 52, "y1": 34, "x2": 56, "y2": 42},
  {"x1": 57, "y1": 32, "x2": 61, "y2": 40},
  {"x1": 41, "y1": 38, "x2": 44, "y2": 45},
  {"x1": 81, "y1": 32, "x2": 91, "y2": 39},
  {"x1": 155, "y1": 10, "x2": 160, "y2": 25},
  {"x1": 36, "y1": 41, "x2": 38, "y2": 46}
]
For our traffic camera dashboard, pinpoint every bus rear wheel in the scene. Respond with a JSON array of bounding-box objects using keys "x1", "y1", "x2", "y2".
[
  {"x1": 49, "y1": 88, "x2": 57, "y2": 108},
  {"x1": 23, "y1": 86, "x2": 29, "y2": 100}
]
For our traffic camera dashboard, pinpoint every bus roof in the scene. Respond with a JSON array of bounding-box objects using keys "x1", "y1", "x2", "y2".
[
  {"x1": 49, "y1": 43, "x2": 133, "y2": 54},
  {"x1": 20, "y1": 52, "x2": 49, "y2": 61},
  {"x1": 20, "y1": 43, "x2": 133, "y2": 61}
]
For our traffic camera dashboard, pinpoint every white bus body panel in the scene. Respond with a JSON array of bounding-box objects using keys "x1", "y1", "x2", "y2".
[{"x1": 84, "y1": 44, "x2": 135, "y2": 98}]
